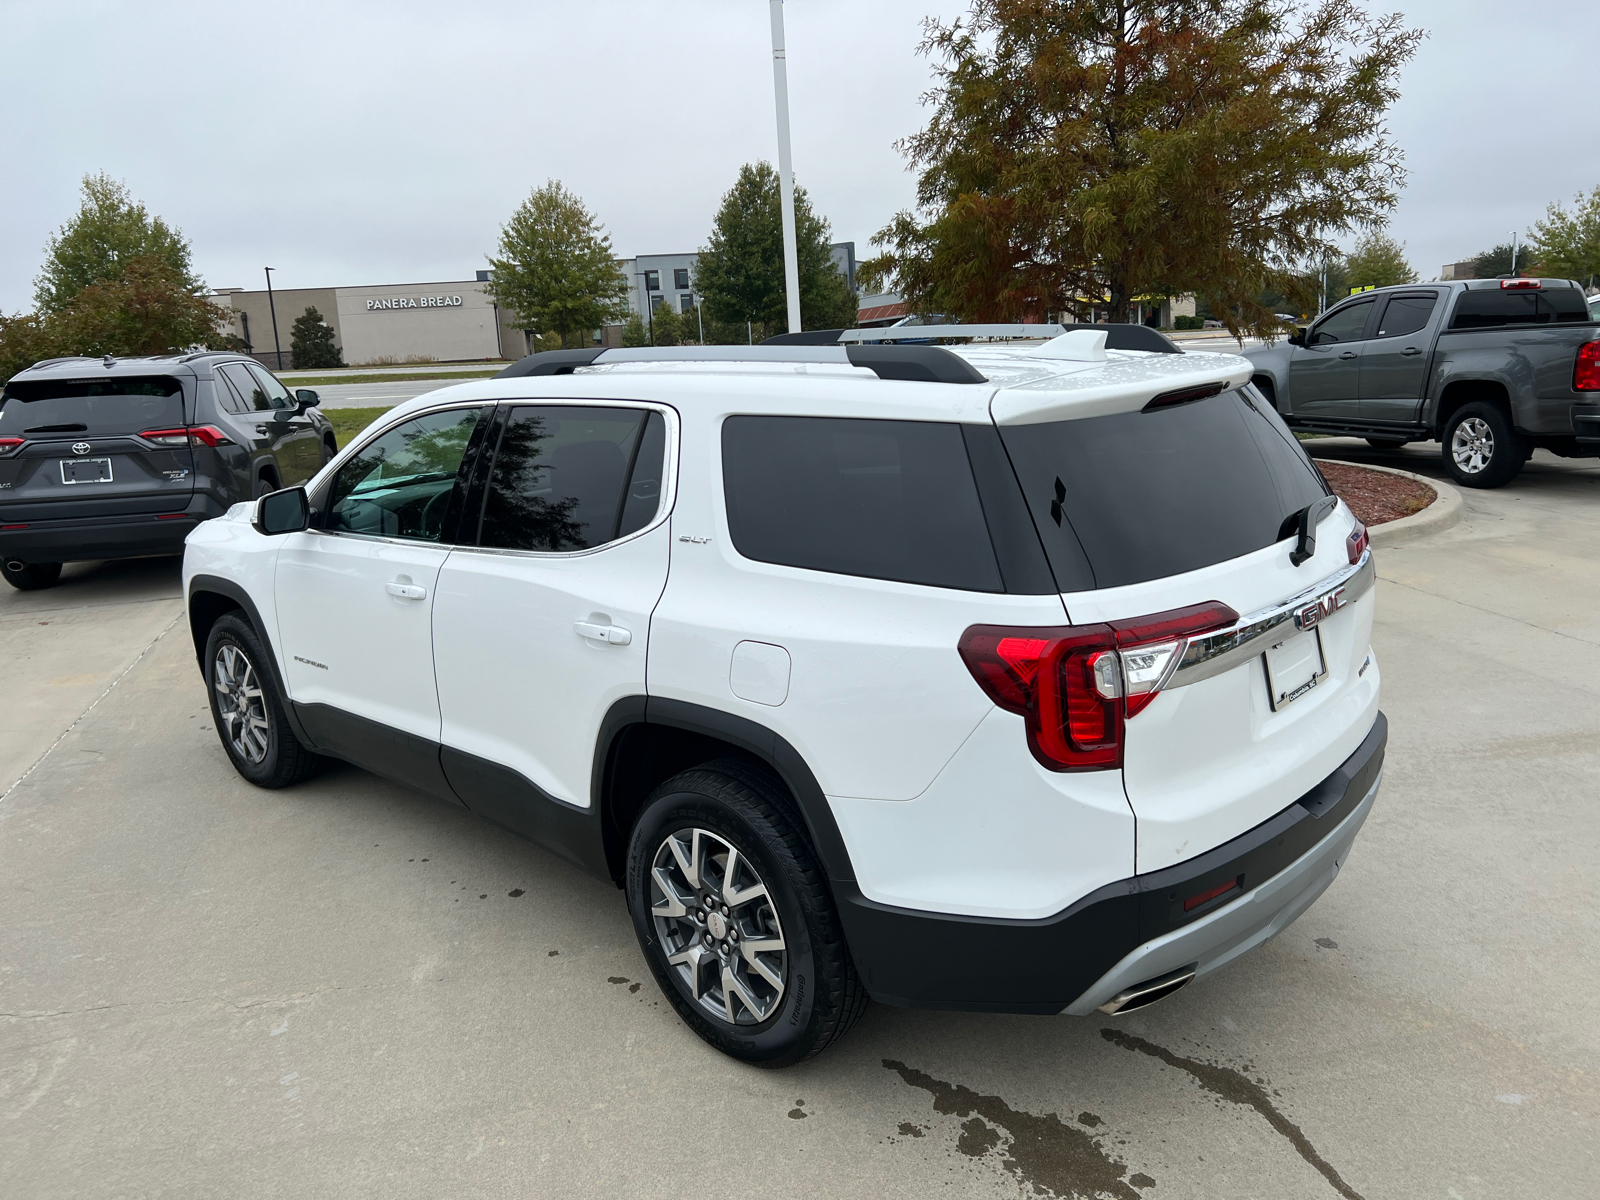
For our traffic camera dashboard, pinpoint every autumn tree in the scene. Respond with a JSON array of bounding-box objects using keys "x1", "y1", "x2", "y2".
[
  {"x1": 1345, "y1": 231, "x2": 1416, "y2": 289},
  {"x1": 1528, "y1": 186, "x2": 1600, "y2": 287},
  {"x1": 861, "y1": 0, "x2": 1423, "y2": 335},
  {"x1": 34, "y1": 173, "x2": 201, "y2": 314},
  {"x1": 485, "y1": 181, "x2": 630, "y2": 349},
  {"x1": 694, "y1": 162, "x2": 858, "y2": 340}
]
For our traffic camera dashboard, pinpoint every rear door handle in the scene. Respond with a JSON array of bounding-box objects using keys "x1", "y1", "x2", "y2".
[
  {"x1": 1338, "y1": 351, "x2": 1358, "y2": 360},
  {"x1": 386, "y1": 582, "x2": 427, "y2": 600},
  {"x1": 1400, "y1": 347, "x2": 1422, "y2": 356},
  {"x1": 575, "y1": 621, "x2": 631, "y2": 646}
]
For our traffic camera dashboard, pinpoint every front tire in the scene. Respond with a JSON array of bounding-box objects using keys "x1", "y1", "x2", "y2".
[
  {"x1": 1443, "y1": 401, "x2": 1528, "y2": 488},
  {"x1": 1366, "y1": 437, "x2": 1408, "y2": 450},
  {"x1": 204, "y1": 613, "x2": 322, "y2": 788},
  {"x1": 626, "y1": 762, "x2": 866, "y2": 1067},
  {"x1": 1, "y1": 560, "x2": 63, "y2": 590}
]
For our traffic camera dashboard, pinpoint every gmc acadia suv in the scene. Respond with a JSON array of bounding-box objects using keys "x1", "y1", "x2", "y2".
[
  {"x1": 182, "y1": 332, "x2": 1386, "y2": 1066},
  {"x1": 0, "y1": 352, "x2": 335, "y2": 589}
]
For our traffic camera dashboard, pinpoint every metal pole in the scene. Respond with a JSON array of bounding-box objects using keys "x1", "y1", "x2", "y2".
[
  {"x1": 264, "y1": 267, "x2": 282, "y2": 369},
  {"x1": 769, "y1": 0, "x2": 803, "y2": 335},
  {"x1": 696, "y1": 296, "x2": 705, "y2": 345},
  {"x1": 1509, "y1": 231, "x2": 1519, "y2": 276}
]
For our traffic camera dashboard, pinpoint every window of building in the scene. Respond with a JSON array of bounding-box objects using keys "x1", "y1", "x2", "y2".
[
  {"x1": 680, "y1": 295, "x2": 694, "y2": 313},
  {"x1": 674, "y1": 268, "x2": 690, "y2": 290},
  {"x1": 643, "y1": 270, "x2": 660, "y2": 293}
]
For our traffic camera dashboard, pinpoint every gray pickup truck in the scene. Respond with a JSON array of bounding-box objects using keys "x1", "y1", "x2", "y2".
[{"x1": 1243, "y1": 278, "x2": 1600, "y2": 487}]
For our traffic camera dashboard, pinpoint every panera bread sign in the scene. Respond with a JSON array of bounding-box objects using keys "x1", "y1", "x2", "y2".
[{"x1": 366, "y1": 294, "x2": 464, "y2": 311}]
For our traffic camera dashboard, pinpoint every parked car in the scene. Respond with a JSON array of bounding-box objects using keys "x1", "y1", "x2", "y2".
[
  {"x1": 184, "y1": 332, "x2": 1385, "y2": 1066},
  {"x1": 0, "y1": 353, "x2": 335, "y2": 589},
  {"x1": 1243, "y1": 278, "x2": 1600, "y2": 487}
]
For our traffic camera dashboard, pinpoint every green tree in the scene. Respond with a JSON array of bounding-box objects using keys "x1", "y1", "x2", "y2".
[
  {"x1": 485, "y1": 181, "x2": 629, "y2": 349},
  {"x1": 290, "y1": 306, "x2": 344, "y2": 369},
  {"x1": 861, "y1": 0, "x2": 1423, "y2": 336},
  {"x1": 649, "y1": 300, "x2": 687, "y2": 347},
  {"x1": 1528, "y1": 186, "x2": 1600, "y2": 286},
  {"x1": 693, "y1": 162, "x2": 858, "y2": 339},
  {"x1": 1471, "y1": 243, "x2": 1520, "y2": 279},
  {"x1": 620, "y1": 312, "x2": 650, "y2": 347},
  {"x1": 1345, "y1": 231, "x2": 1416, "y2": 289},
  {"x1": 34, "y1": 173, "x2": 201, "y2": 314}
]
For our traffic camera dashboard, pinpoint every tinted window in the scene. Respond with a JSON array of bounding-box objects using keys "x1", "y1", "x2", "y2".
[
  {"x1": 1375, "y1": 294, "x2": 1436, "y2": 338},
  {"x1": 1000, "y1": 389, "x2": 1329, "y2": 590},
  {"x1": 1309, "y1": 300, "x2": 1374, "y2": 345},
  {"x1": 1541, "y1": 288, "x2": 1589, "y2": 322},
  {"x1": 478, "y1": 406, "x2": 660, "y2": 552},
  {"x1": 327, "y1": 407, "x2": 482, "y2": 541},
  {"x1": 674, "y1": 268, "x2": 690, "y2": 289},
  {"x1": 721, "y1": 416, "x2": 1002, "y2": 592},
  {"x1": 212, "y1": 372, "x2": 249, "y2": 415},
  {"x1": 245, "y1": 362, "x2": 293, "y2": 408},
  {"x1": 0, "y1": 375, "x2": 185, "y2": 437},
  {"x1": 218, "y1": 363, "x2": 269, "y2": 411},
  {"x1": 1448, "y1": 288, "x2": 1589, "y2": 328}
]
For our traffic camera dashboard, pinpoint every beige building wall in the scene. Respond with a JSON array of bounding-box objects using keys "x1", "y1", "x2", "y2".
[
  {"x1": 334, "y1": 282, "x2": 502, "y2": 364},
  {"x1": 217, "y1": 286, "x2": 341, "y2": 368}
]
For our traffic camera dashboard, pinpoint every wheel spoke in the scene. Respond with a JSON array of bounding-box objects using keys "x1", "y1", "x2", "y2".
[
  {"x1": 651, "y1": 866, "x2": 689, "y2": 918},
  {"x1": 723, "y1": 964, "x2": 766, "y2": 1021},
  {"x1": 667, "y1": 943, "x2": 713, "y2": 999},
  {"x1": 669, "y1": 830, "x2": 702, "y2": 890}
]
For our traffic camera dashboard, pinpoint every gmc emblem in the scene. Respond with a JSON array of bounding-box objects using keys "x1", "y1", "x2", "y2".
[{"x1": 1295, "y1": 587, "x2": 1346, "y2": 631}]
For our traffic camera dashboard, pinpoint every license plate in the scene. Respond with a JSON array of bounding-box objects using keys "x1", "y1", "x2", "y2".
[
  {"x1": 1263, "y1": 627, "x2": 1326, "y2": 711},
  {"x1": 60, "y1": 457, "x2": 113, "y2": 485}
]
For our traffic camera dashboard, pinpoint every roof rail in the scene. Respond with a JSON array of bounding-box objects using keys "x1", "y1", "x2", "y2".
[
  {"x1": 840, "y1": 323, "x2": 1065, "y2": 342},
  {"x1": 494, "y1": 344, "x2": 988, "y2": 385},
  {"x1": 768, "y1": 321, "x2": 1184, "y2": 354}
]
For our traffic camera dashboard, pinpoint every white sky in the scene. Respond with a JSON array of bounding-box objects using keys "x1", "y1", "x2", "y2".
[{"x1": 2, "y1": 0, "x2": 1596, "y2": 313}]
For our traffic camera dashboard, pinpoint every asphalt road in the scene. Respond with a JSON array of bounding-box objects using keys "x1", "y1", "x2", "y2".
[{"x1": 2, "y1": 441, "x2": 1596, "y2": 1199}]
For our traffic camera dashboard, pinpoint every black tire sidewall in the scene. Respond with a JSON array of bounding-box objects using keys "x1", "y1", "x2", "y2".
[
  {"x1": 1443, "y1": 401, "x2": 1526, "y2": 488},
  {"x1": 204, "y1": 614, "x2": 293, "y2": 786},
  {"x1": 626, "y1": 782, "x2": 828, "y2": 1067}
]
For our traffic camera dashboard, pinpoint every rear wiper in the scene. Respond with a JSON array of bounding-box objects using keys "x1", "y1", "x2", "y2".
[
  {"x1": 25, "y1": 423, "x2": 88, "y2": 433},
  {"x1": 1284, "y1": 495, "x2": 1339, "y2": 566}
]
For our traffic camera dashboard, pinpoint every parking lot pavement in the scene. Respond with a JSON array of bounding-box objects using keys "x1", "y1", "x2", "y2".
[{"x1": 3, "y1": 455, "x2": 1596, "y2": 1199}]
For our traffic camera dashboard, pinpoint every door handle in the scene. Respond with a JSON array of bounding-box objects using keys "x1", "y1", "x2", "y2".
[
  {"x1": 575, "y1": 621, "x2": 631, "y2": 646},
  {"x1": 386, "y1": 582, "x2": 427, "y2": 600},
  {"x1": 1400, "y1": 347, "x2": 1422, "y2": 356},
  {"x1": 1338, "y1": 351, "x2": 1358, "y2": 360}
]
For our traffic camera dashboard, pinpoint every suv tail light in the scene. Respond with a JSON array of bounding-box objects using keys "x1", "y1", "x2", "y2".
[
  {"x1": 1575, "y1": 341, "x2": 1600, "y2": 391},
  {"x1": 1346, "y1": 518, "x2": 1369, "y2": 563},
  {"x1": 958, "y1": 601, "x2": 1238, "y2": 771},
  {"x1": 139, "y1": 425, "x2": 232, "y2": 448},
  {"x1": 0, "y1": 437, "x2": 23, "y2": 455}
]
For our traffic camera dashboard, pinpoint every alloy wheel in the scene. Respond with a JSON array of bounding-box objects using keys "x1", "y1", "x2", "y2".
[
  {"x1": 1451, "y1": 416, "x2": 1494, "y2": 474},
  {"x1": 649, "y1": 827, "x2": 787, "y2": 1024},
  {"x1": 214, "y1": 643, "x2": 270, "y2": 764}
]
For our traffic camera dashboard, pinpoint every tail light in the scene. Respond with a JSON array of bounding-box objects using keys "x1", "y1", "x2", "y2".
[
  {"x1": 1575, "y1": 341, "x2": 1600, "y2": 391},
  {"x1": 0, "y1": 437, "x2": 23, "y2": 455},
  {"x1": 959, "y1": 601, "x2": 1238, "y2": 771},
  {"x1": 139, "y1": 426, "x2": 231, "y2": 448},
  {"x1": 1499, "y1": 278, "x2": 1540, "y2": 290},
  {"x1": 1346, "y1": 518, "x2": 1369, "y2": 563}
]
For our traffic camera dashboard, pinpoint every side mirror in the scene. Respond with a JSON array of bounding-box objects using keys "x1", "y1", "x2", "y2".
[
  {"x1": 254, "y1": 486, "x2": 309, "y2": 536},
  {"x1": 1287, "y1": 329, "x2": 1307, "y2": 347},
  {"x1": 295, "y1": 388, "x2": 320, "y2": 412}
]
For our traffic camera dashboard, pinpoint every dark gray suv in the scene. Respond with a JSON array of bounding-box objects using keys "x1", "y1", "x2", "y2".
[{"x1": 0, "y1": 352, "x2": 336, "y2": 589}]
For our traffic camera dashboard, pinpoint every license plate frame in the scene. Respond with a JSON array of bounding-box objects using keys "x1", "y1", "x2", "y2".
[
  {"x1": 1263, "y1": 626, "x2": 1326, "y2": 711},
  {"x1": 60, "y1": 457, "x2": 113, "y2": 485}
]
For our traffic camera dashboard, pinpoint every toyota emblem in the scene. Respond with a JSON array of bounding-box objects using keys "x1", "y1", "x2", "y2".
[{"x1": 72, "y1": 442, "x2": 92, "y2": 455}]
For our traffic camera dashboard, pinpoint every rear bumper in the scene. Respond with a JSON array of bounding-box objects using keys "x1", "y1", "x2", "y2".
[
  {"x1": 0, "y1": 493, "x2": 228, "y2": 564},
  {"x1": 836, "y1": 711, "x2": 1388, "y2": 1014}
]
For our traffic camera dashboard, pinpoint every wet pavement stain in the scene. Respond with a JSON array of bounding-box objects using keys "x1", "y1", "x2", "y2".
[
  {"x1": 508, "y1": 888, "x2": 525, "y2": 898},
  {"x1": 897, "y1": 1121, "x2": 926, "y2": 1138},
  {"x1": 1100, "y1": 1029, "x2": 1365, "y2": 1200},
  {"x1": 883, "y1": 1059, "x2": 1144, "y2": 1199},
  {"x1": 1314, "y1": 937, "x2": 1339, "y2": 949},
  {"x1": 789, "y1": 1097, "x2": 809, "y2": 1119}
]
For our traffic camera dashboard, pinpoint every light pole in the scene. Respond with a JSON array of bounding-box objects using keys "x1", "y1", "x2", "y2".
[
  {"x1": 633, "y1": 271, "x2": 656, "y2": 345},
  {"x1": 769, "y1": 0, "x2": 802, "y2": 335},
  {"x1": 1509, "y1": 230, "x2": 1519, "y2": 276},
  {"x1": 695, "y1": 294, "x2": 705, "y2": 345},
  {"x1": 263, "y1": 267, "x2": 282, "y2": 369}
]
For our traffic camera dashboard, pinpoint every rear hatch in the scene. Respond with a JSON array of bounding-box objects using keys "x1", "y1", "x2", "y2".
[
  {"x1": 998, "y1": 380, "x2": 1379, "y2": 873},
  {"x1": 0, "y1": 374, "x2": 197, "y2": 522}
]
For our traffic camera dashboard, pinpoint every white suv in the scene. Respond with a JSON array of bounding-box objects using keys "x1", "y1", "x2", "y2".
[{"x1": 183, "y1": 330, "x2": 1385, "y2": 1067}]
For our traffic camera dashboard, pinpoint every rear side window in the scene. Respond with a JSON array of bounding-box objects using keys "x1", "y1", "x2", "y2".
[
  {"x1": 478, "y1": 406, "x2": 664, "y2": 552},
  {"x1": 1000, "y1": 389, "x2": 1329, "y2": 591},
  {"x1": 721, "y1": 415, "x2": 1002, "y2": 592},
  {"x1": 1375, "y1": 294, "x2": 1437, "y2": 338},
  {"x1": 217, "y1": 363, "x2": 270, "y2": 411},
  {"x1": 1450, "y1": 288, "x2": 1590, "y2": 328},
  {"x1": 0, "y1": 375, "x2": 186, "y2": 437}
]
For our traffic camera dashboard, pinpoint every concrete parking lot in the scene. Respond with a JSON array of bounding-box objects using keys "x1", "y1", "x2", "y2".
[{"x1": 2, "y1": 441, "x2": 1596, "y2": 1199}]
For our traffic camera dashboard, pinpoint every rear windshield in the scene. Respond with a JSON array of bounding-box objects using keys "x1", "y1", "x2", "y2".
[
  {"x1": 1000, "y1": 388, "x2": 1329, "y2": 591},
  {"x1": 1449, "y1": 288, "x2": 1590, "y2": 329},
  {"x1": 0, "y1": 376, "x2": 187, "y2": 438}
]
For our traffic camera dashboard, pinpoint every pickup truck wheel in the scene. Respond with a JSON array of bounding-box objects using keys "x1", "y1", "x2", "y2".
[
  {"x1": 1443, "y1": 402, "x2": 1528, "y2": 488},
  {"x1": 1366, "y1": 437, "x2": 1408, "y2": 450},
  {"x1": 626, "y1": 761, "x2": 867, "y2": 1067},
  {"x1": 1, "y1": 560, "x2": 63, "y2": 591},
  {"x1": 204, "y1": 613, "x2": 322, "y2": 788}
]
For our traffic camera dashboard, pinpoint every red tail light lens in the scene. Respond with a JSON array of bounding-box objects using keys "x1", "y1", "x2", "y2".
[
  {"x1": 959, "y1": 601, "x2": 1238, "y2": 771},
  {"x1": 1575, "y1": 341, "x2": 1600, "y2": 391},
  {"x1": 139, "y1": 426, "x2": 232, "y2": 448},
  {"x1": 1347, "y1": 519, "x2": 1369, "y2": 563},
  {"x1": 0, "y1": 437, "x2": 24, "y2": 454},
  {"x1": 188, "y1": 425, "x2": 229, "y2": 447}
]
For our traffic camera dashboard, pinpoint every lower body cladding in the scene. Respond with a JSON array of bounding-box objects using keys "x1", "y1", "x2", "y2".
[
  {"x1": 834, "y1": 713, "x2": 1386, "y2": 1015},
  {"x1": 1, "y1": 493, "x2": 227, "y2": 565}
]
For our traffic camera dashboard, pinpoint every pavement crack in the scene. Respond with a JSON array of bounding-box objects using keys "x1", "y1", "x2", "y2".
[{"x1": 1101, "y1": 1029, "x2": 1364, "y2": 1200}]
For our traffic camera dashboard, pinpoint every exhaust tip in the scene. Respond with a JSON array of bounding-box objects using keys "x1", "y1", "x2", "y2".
[
  {"x1": 5, "y1": 560, "x2": 25, "y2": 573},
  {"x1": 1098, "y1": 965, "x2": 1198, "y2": 1016}
]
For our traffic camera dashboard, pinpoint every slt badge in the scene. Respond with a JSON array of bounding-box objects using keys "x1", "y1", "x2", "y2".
[{"x1": 1294, "y1": 586, "x2": 1346, "y2": 631}]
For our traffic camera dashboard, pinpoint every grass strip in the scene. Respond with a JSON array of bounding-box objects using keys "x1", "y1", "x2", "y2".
[
  {"x1": 325, "y1": 406, "x2": 397, "y2": 448},
  {"x1": 289, "y1": 369, "x2": 503, "y2": 387}
]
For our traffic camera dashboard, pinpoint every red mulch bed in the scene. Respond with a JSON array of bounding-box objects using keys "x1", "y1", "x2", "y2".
[{"x1": 1316, "y1": 460, "x2": 1435, "y2": 526}]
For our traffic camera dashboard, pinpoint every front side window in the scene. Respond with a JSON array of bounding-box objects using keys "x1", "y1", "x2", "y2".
[
  {"x1": 477, "y1": 406, "x2": 666, "y2": 552},
  {"x1": 1375, "y1": 293, "x2": 1437, "y2": 338},
  {"x1": 1309, "y1": 299, "x2": 1374, "y2": 345},
  {"x1": 326, "y1": 407, "x2": 482, "y2": 541},
  {"x1": 245, "y1": 363, "x2": 293, "y2": 409}
]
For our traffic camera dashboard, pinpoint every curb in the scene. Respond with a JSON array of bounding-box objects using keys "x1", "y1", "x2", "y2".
[{"x1": 1313, "y1": 458, "x2": 1464, "y2": 547}]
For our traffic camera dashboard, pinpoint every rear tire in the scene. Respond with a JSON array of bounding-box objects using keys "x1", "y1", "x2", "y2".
[
  {"x1": 626, "y1": 761, "x2": 867, "y2": 1067},
  {"x1": 204, "y1": 613, "x2": 323, "y2": 788},
  {"x1": 253, "y1": 477, "x2": 275, "y2": 499},
  {"x1": 1442, "y1": 401, "x2": 1528, "y2": 488},
  {"x1": 1366, "y1": 437, "x2": 1408, "y2": 450},
  {"x1": 1, "y1": 560, "x2": 63, "y2": 591}
]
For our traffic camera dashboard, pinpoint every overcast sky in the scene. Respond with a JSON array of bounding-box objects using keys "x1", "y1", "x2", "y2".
[{"x1": 3, "y1": 0, "x2": 1596, "y2": 313}]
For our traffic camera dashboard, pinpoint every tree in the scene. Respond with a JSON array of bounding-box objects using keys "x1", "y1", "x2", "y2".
[
  {"x1": 620, "y1": 312, "x2": 650, "y2": 347},
  {"x1": 1471, "y1": 243, "x2": 1520, "y2": 279},
  {"x1": 1345, "y1": 231, "x2": 1416, "y2": 289},
  {"x1": 861, "y1": 0, "x2": 1423, "y2": 336},
  {"x1": 290, "y1": 306, "x2": 344, "y2": 369},
  {"x1": 1528, "y1": 186, "x2": 1600, "y2": 287},
  {"x1": 693, "y1": 162, "x2": 858, "y2": 339},
  {"x1": 34, "y1": 173, "x2": 201, "y2": 314},
  {"x1": 649, "y1": 300, "x2": 686, "y2": 347},
  {"x1": 485, "y1": 181, "x2": 629, "y2": 349}
]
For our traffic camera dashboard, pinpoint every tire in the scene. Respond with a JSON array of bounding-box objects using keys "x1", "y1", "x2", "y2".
[
  {"x1": 203, "y1": 612, "x2": 323, "y2": 788},
  {"x1": 1, "y1": 560, "x2": 63, "y2": 591},
  {"x1": 321, "y1": 439, "x2": 336, "y2": 467},
  {"x1": 626, "y1": 761, "x2": 867, "y2": 1067},
  {"x1": 1366, "y1": 437, "x2": 1408, "y2": 450},
  {"x1": 1442, "y1": 401, "x2": 1529, "y2": 488},
  {"x1": 253, "y1": 476, "x2": 276, "y2": 499}
]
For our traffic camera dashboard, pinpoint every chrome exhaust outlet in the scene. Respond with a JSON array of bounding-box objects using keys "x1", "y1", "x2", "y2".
[
  {"x1": 1097, "y1": 964, "x2": 1198, "y2": 1015},
  {"x1": 5, "y1": 560, "x2": 25, "y2": 573}
]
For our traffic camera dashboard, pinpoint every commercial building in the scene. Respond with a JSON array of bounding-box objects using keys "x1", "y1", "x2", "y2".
[{"x1": 619, "y1": 243, "x2": 856, "y2": 322}]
